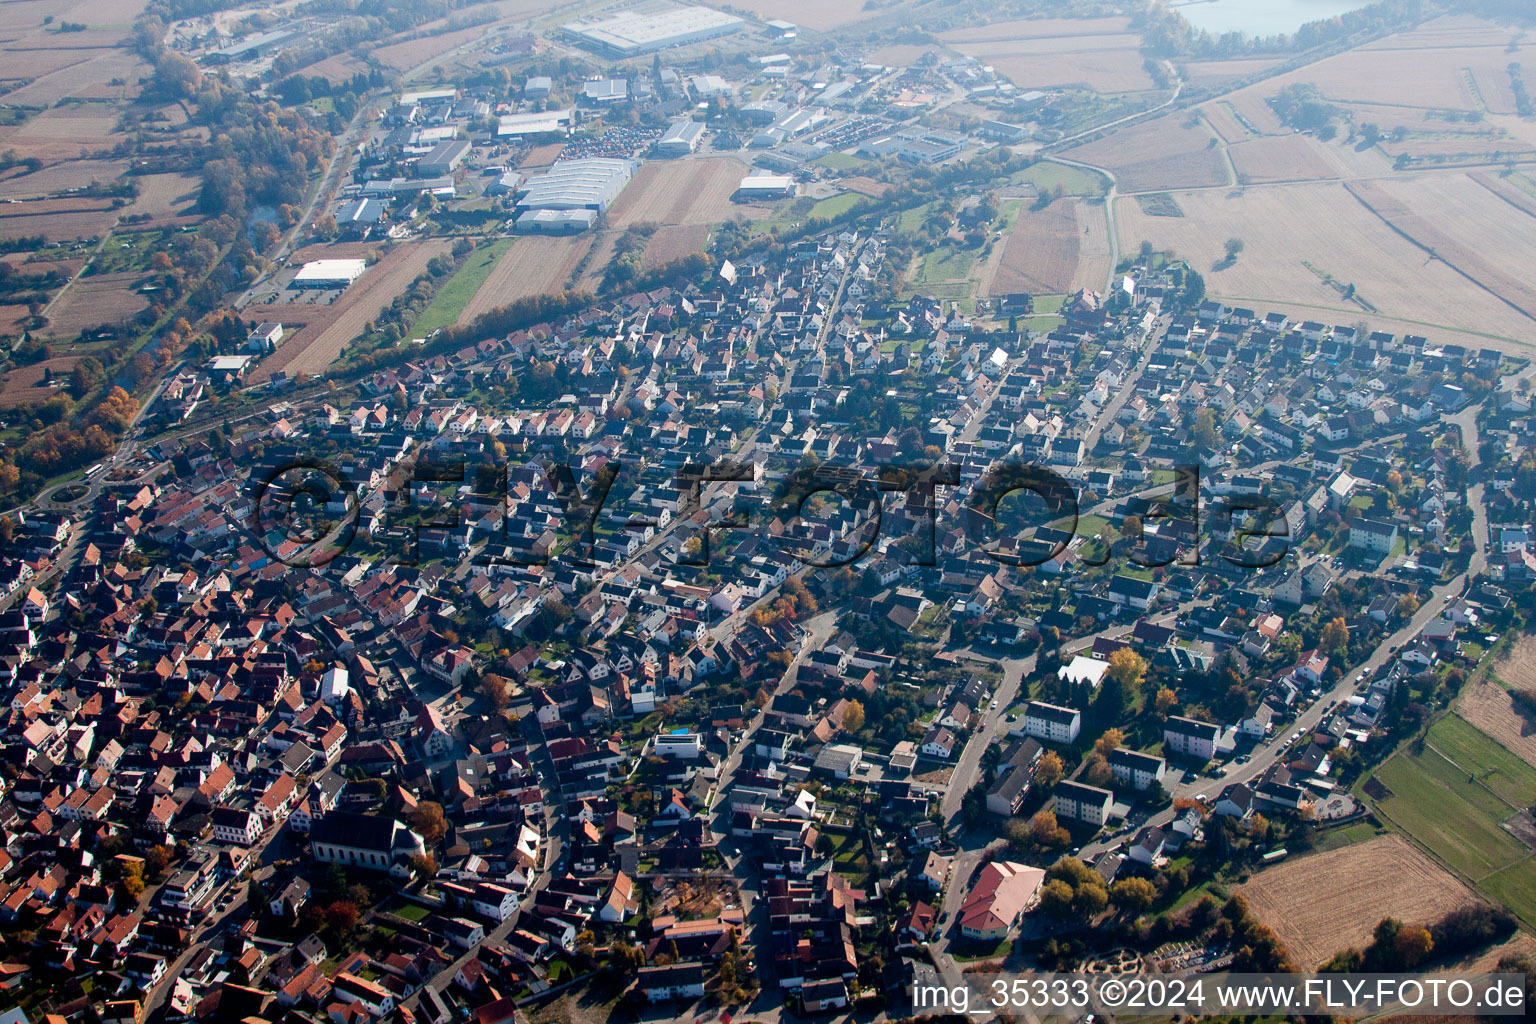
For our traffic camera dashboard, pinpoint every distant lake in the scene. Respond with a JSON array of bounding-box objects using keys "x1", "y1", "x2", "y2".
[{"x1": 1173, "y1": 0, "x2": 1368, "y2": 37}]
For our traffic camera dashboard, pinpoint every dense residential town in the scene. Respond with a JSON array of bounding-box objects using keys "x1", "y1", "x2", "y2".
[{"x1": 5, "y1": 0, "x2": 1536, "y2": 1021}]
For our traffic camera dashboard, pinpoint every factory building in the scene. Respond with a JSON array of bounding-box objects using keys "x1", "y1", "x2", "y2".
[
  {"x1": 654, "y1": 119, "x2": 704, "y2": 156},
  {"x1": 563, "y1": 5, "x2": 743, "y2": 58},
  {"x1": 516, "y1": 158, "x2": 636, "y2": 214}
]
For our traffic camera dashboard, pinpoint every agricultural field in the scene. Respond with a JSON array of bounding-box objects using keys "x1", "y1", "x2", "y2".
[
  {"x1": 1350, "y1": 176, "x2": 1536, "y2": 325},
  {"x1": 1114, "y1": 180, "x2": 1536, "y2": 348},
  {"x1": 0, "y1": 199, "x2": 120, "y2": 243},
  {"x1": 1181, "y1": 56, "x2": 1285, "y2": 86},
  {"x1": 989, "y1": 200, "x2": 1083, "y2": 296},
  {"x1": 641, "y1": 224, "x2": 707, "y2": 271},
  {"x1": 1366, "y1": 716, "x2": 1536, "y2": 927},
  {"x1": 0, "y1": 105, "x2": 126, "y2": 162},
  {"x1": 1072, "y1": 200, "x2": 1112, "y2": 293},
  {"x1": 705, "y1": 0, "x2": 875, "y2": 31},
  {"x1": 122, "y1": 172, "x2": 201, "y2": 225},
  {"x1": 1238, "y1": 834, "x2": 1477, "y2": 969},
  {"x1": 1228, "y1": 134, "x2": 1338, "y2": 184},
  {"x1": 606, "y1": 157, "x2": 766, "y2": 229},
  {"x1": 0, "y1": 159, "x2": 128, "y2": 201},
  {"x1": 939, "y1": 17, "x2": 1155, "y2": 94},
  {"x1": 42, "y1": 270, "x2": 148, "y2": 339},
  {"x1": 0, "y1": 355, "x2": 86, "y2": 409},
  {"x1": 1460, "y1": 683, "x2": 1536, "y2": 770},
  {"x1": 407, "y1": 237, "x2": 514, "y2": 338},
  {"x1": 1061, "y1": 114, "x2": 1227, "y2": 193},
  {"x1": 246, "y1": 240, "x2": 451, "y2": 382},
  {"x1": 1492, "y1": 635, "x2": 1536, "y2": 692},
  {"x1": 370, "y1": 23, "x2": 498, "y2": 72},
  {"x1": 457, "y1": 235, "x2": 593, "y2": 324}
]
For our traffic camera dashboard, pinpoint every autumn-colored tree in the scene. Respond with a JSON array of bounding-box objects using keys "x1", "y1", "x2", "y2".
[
  {"x1": 1396, "y1": 594, "x2": 1420, "y2": 618},
  {"x1": 1321, "y1": 616, "x2": 1349, "y2": 657},
  {"x1": 1035, "y1": 750, "x2": 1065, "y2": 788},
  {"x1": 119, "y1": 860, "x2": 145, "y2": 901},
  {"x1": 1155, "y1": 687, "x2": 1178, "y2": 717},
  {"x1": 1094, "y1": 728, "x2": 1125, "y2": 757},
  {"x1": 1110, "y1": 876, "x2": 1157, "y2": 915},
  {"x1": 1107, "y1": 648, "x2": 1147, "y2": 691},
  {"x1": 1083, "y1": 751, "x2": 1113, "y2": 787},
  {"x1": 409, "y1": 853, "x2": 438, "y2": 877},
  {"x1": 1029, "y1": 809, "x2": 1070, "y2": 849},
  {"x1": 1247, "y1": 814, "x2": 1269, "y2": 840},
  {"x1": 324, "y1": 899, "x2": 360, "y2": 935},
  {"x1": 842, "y1": 700, "x2": 865, "y2": 734},
  {"x1": 480, "y1": 673, "x2": 511, "y2": 710},
  {"x1": 1394, "y1": 925, "x2": 1433, "y2": 968},
  {"x1": 410, "y1": 801, "x2": 449, "y2": 846}
]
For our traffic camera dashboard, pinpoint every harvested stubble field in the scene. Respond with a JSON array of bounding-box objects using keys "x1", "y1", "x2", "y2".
[
  {"x1": 989, "y1": 200, "x2": 1080, "y2": 295},
  {"x1": 247, "y1": 240, "x2": 450, "y2": 382},
  {"x1": 0, "y1": 355, "x2": 85, "y2": 409},
  {"x1": 1061, "y1": 115, "x2": 1227, "y2": 193},
  {"x1": 1238, "y1": 835, "x2": 1477, "y2": 969},
  {"x1": 371, "y1": 23, "x2": 495, "y2": 71},
  {"x1": 1072, "y1": 200, "x2": 1112, "y2": 292},
  {"x1": 606, "y1": 158, "x2": 764, "y2": 229},
  {"x1": 1114, "y1": 181, "x2": 1536, "y2": 344},
  {"x1": 641, "y1": 224, "x2": 707, "y2": 270},
  {"x1": 0, "y1": 198, "x2": 119, "y2": 242},
  {"x1": 0, "y1": 105, "x2": 125, "y2": 162},
  {"x1": 1349, "y1": 177, "x2": 1536, "y2": 326},
  {"x1": 987, "y1": 199, "x2": 1109, "y2": 296},
  {"x1": 458, "y1": 234, "x2": 592, "y2": 323},
  {"x1": 122, "y1": 172, "x2": 200, "y2": 224},
  {"x1": 41, "y1": 271, "x2": 146, "y2": 337},
  {"x1": 940, "y1": 18, "x2": 1153, "y2": 93},
  {"x1": 712, "y1": 0, "x2": 873, "y2": 31},
  {"x1": 1228, "y1": 134, "x2": 1338, "y2": 184},
  {"x1": 1181, "y1": 56, "x2": 1284, "y2": 84},
  {"x1": 1200, "y1": 102, "x2": 1251, "y2": 144},
  {"x1": 1493, "y1": 635, "x2": 1536, "y2": 692},
  {"x1": 574, "y1": 232, "x2": 618, "y2": 294}
]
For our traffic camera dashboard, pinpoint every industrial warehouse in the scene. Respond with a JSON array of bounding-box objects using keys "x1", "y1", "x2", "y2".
[
  {"x1": 513, "y1": 157, "x2": 637, "y2": 233},
  {"x1": 562, "y1": 4, "x2": 744, "y2": 58},
  {"x1": 291, "y1": 258, "x2": 368, "y2": 288}
]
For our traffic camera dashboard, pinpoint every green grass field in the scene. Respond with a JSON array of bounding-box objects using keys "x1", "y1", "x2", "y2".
[
  {"x1": 814, "y1": 152, "x2": 868, "y2": 171},
  {"x1": 408, "y1": 237, "x2": 513, "y2": 338},
  {"x1": 1009, "y1": 160, "x2": 1110, "y2": 198},
  {"x1": 1366, "y1": 716, "x2": 1536, "y2": 925},
  {"x1": 809, "y1": 192, "x2": 864, "y2": 220},
  {"x1": 1428, "y1": 713, "x2": 1536, "y2": 807}
]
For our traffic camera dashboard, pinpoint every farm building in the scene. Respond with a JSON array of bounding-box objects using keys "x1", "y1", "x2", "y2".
[
  {"x1": 563, "y1": 5, "x2": 744, "y2": 58},
  {"x1": 497, "y1": 110, "x2": 574, "y2": 138},
  {"x1": 516, "y1": 158, "x2": 637, "y2": 217},
  {"x1": 293, "y1": 259, "x2": 367, "y2": 289},
  {"x1": 655, "y1": 119, "x2": 705, "y2": 156},
  {"x1": 733, "y1": 174, "x2": 796, "y2": 201}
]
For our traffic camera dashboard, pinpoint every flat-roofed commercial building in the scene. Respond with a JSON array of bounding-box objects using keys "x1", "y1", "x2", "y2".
[
  {"x1": 563, "y1": 5, "x2": 744, "y2": 57},
  {"x1": 292, "y1": 258, "x2": 367, "y2": 288}
]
